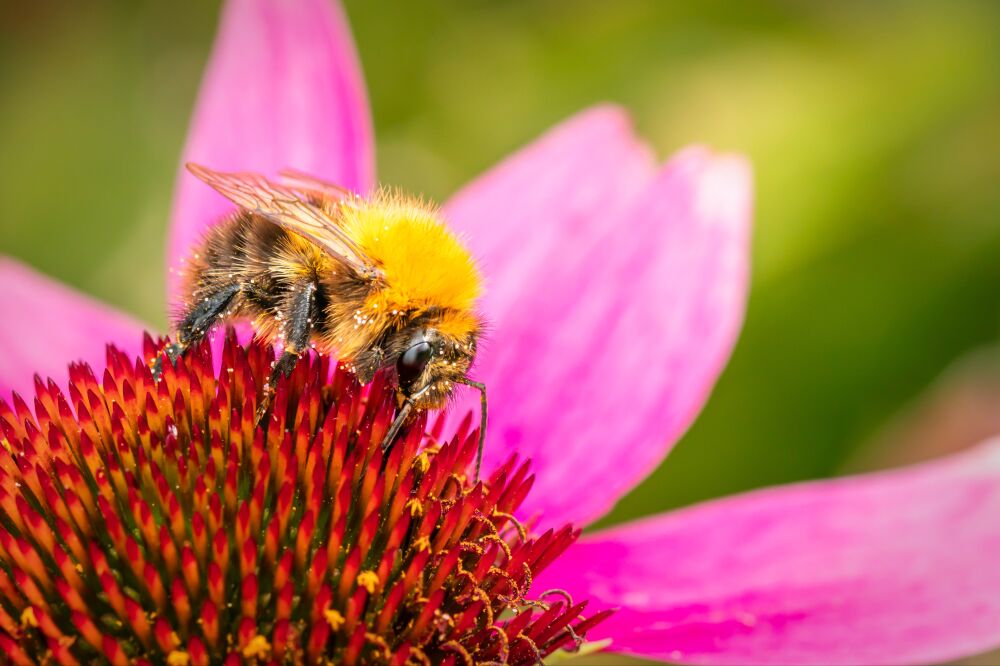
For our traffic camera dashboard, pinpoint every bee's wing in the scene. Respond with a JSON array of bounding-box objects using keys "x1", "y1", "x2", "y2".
[
  {"x1": 187, "y1": 163, "x2": 380, "y2": 279},
  {"x1": 277, "y1": 168, "x2": 353, "y2": 204}
]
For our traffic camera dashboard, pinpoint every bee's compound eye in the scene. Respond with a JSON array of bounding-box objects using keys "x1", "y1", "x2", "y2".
[{"x1": 397, "y1": 341, "x2": 433, "y2": 390}]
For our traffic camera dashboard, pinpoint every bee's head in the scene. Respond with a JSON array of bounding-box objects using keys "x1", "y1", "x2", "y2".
[{"x1": 393, "y1": 327, "x2": 477, "y2": 410}]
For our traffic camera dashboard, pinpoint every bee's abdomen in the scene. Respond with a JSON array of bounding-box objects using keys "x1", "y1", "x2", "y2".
[
  {"x1": 180, "y1": 212, "x2": 346, "y2": 339},
  {"x1": 182, "y1": 213, "x2": 289, "y2": 312}
]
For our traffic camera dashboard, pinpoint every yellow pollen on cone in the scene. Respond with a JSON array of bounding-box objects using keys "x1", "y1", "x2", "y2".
[
  {"x1": 414, "y1": 452, "x2": 430, "y2": 473},
  {"x1": 166, "y1": 651, "x2": 190, "y2": 666},
  {"x1": 325, "y1": 608, "x2": 345, "y2": 631},
  {"x1": 406, "y1": 498, "x2": 424, "y2": 517},
  {"x1": 413, "y1": 536, "x2": 431, "y2": 552},
  {"x1": 242, "y1": 635, "x2": 271, "y2": 659},
  {"x1": 20, "y1": 607, "x2": 37, "y2": 628},
  {"x1": 357, "y1": 570, "x2": 379, "y2": 594}
]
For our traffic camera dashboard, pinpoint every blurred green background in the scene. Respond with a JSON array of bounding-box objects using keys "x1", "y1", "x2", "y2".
[{"x1": 1, "y1": 0, "x2": 999, "y2": 535}]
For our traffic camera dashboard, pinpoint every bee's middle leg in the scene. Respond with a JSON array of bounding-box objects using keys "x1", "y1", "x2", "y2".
[
  {"x1": 255, "y1": 281, "x2": 317, "y2": 424},
  {"x1": 153, "y1": 282, "x2": 242, "y2": 381}
]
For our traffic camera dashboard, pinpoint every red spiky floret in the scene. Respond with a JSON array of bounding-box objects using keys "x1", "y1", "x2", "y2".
[{"x1": 0, "y1": 332, "x2": 609, "y2": 664}]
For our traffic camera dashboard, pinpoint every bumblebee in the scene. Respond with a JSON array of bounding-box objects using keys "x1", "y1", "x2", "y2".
[{"x1": 159, "y1": 164, "x2": 487, "y2": 477}]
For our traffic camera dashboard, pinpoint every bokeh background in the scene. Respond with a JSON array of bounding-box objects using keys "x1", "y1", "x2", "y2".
[{"x1": 2, "y1": 0, "x2": 999, "y2": 541}]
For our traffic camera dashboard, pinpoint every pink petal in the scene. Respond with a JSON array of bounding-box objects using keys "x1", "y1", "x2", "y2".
[
  {"x1": 537, "y1": 440, "x2": 1000, "y2": 665},
  {"x1": 444, "y1": 106, "x2": 752, "y2": 527},
  {"x1": 0, "y1": 257, "x2": 146, "y2": 399},
  {"x1": 168, "y1": 0, "x2": 374, "y2": 300}
]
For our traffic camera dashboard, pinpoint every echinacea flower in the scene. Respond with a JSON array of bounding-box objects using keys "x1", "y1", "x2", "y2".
[
  {"x1": 1, "y1": 0, "x2": 999, "y2": 664},
  {"x1": 0, "y1": 333, "x2": 603, "y2": 663}
]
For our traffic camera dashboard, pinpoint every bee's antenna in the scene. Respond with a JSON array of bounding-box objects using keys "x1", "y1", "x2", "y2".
[
  {"x1": 456, "y1": 377, "x2": 488, "y2": 483},
  {"x1": 383, "y1": 381, "x2": 487, "y2": 483}
]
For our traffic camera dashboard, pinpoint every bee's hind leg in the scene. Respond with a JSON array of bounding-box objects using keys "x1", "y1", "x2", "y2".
[
  {"x1": 151, "y1": 342, "x2": 185, "y2": 382},
  {"x1": 153, "y1": 283, "x2": 242, "y2": 382},
  {"x1": 255, "y1": 282, "x2": 317, "y2": 425}
]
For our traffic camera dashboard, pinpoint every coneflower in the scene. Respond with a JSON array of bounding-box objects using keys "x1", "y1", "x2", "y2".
[
  {"x1": 0, "y1": 332, "x2": 607, "y2": 664},
  {"x1": 4, "y1": 0, "x2": 998, "y2": 663}
]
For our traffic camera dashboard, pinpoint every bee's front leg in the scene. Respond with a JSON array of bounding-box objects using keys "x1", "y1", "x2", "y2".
[{"x1": 255, "y1": 281, "x2": 317, "y2": 425}]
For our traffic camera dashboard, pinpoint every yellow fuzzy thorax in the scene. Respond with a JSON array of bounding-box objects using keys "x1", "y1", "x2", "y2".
[{"x1": 338, "y1": 190, "x2": 482, "y2": 317}]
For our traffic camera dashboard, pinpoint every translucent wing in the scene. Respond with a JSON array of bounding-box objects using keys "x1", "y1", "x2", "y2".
[
  {"x1": 187, "y1": 163, "x2": 380, "y2": 279},
  {"x1": 277, "y1": 168, "x2": 353, "y2": 205}
]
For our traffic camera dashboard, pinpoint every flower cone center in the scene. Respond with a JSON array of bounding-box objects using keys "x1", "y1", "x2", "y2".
[{"x1": 0, "y1": 333, "x2": 608, "y2": 664}]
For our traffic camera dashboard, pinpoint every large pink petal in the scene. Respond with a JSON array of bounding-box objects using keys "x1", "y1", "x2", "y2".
[
  {"x1": 537, "y1": 440, "x2": 1000, "y2": 665},
  {"x1": 0, "y1": 257, "x2": 147, "y2": 399},
  {"x1": 168, "y1": 0, "x2": 374, "y2": 300},
  {"x1": 444, "y1": 107, "x2": 752, "y2": 527}
]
